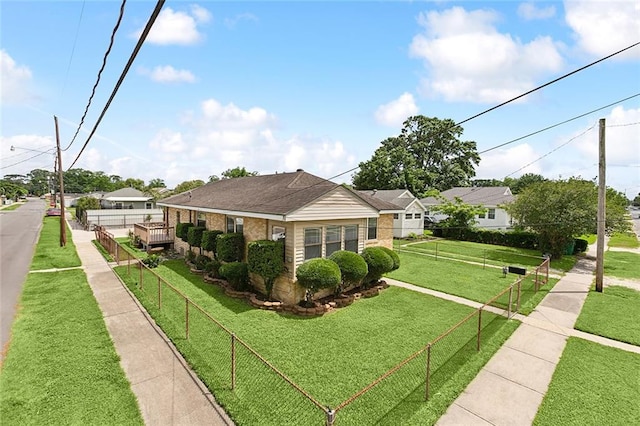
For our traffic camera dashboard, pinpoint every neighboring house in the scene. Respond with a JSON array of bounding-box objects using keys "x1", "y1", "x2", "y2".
[
  {"x1": 420, "y1": 187, "x2": 515, "y2": 230},
  {"x1": 157, "y1": 170, "x2": 402, "y2": 305},
  {"x1": 358, "y1": 189, "x2": 427, "y2": 238},
  {"x1": 100, "y1": 188, "x2": 155, "y2": 210}
]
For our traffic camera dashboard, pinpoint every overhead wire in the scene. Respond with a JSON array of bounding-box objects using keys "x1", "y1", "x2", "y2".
[
  {"x1": 67, "y1": 0, "x2": 166, "y2": 170},
  {"x1": 59, "y1": 0, "x2": 87, "y2": 102},
  {"x1": 63, "y1": 0, "x2": 126, "y2": 152},
  {"x1": 1, "y1": 150, "x2": 56, "y2": 170}
]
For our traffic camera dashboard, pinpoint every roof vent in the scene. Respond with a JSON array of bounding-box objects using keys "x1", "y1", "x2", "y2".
[{"x1": 296, "y1": 168, "x2": 304, "y2": 172}]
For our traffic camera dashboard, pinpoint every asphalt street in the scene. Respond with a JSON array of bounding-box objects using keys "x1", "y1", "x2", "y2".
[{"x1": 0, "y1": 198, "x2": 47, "y2": 362}]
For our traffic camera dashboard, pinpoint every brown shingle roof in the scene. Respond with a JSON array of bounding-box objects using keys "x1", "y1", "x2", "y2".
[{"x1": 158, "y1": 171, "x2": 401, "y2": 215}]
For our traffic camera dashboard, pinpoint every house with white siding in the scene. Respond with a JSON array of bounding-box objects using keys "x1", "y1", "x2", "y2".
[
  {"x1": 156, "y1": 170, "x2": 402, "y2": 304},
  {"x1": 358, "y1": 189, "x2": 427, "y2": 238},
  {"x1": 420, "y1": 187, "x2": 515, "y2": 230}
]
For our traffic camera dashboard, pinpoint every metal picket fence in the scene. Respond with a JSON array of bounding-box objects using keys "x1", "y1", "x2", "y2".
[{"x1": 97, "y1": 234, "x2": 550, "y2": 425}]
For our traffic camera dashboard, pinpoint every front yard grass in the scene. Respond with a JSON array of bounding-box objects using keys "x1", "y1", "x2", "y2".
[
  {"x1": 604, "y1": 251, "x2": 640, "y2": 280},
  {"x1": 395, "y1": 238, "x2": 576, "y2": 272},
  {"x1": 388, "y1": 250, "x2": 558, "y2": 313},
  {"x1": 0, "y1": 270, "x2": 142, "y2": 425},
  {"x1": 115, "y1": 260, "x2": 520, "y2": 424},
  {"x1": 30, "y1": 216, "x2": 81, "y2": 270},
  {"x1": 608, "y1": 231, "x2": 640, "y2": 248},
  {"x1": 534, "y1": 337, "x2": 640, "y2": 426},
  {"x1": 574, "y1": 286, "x2": 640, "y2": 346}
]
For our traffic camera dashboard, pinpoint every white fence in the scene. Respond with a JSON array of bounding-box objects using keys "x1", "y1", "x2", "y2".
[{"x1": 82, "y1": 209, "x2": 163, "y2": 229}]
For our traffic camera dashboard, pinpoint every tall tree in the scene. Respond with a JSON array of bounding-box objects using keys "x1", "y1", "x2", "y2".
[
  {"x1": 505, "y1": 178, "x2": 630, "y2": 258},
  {"x1": 26, "y1": 169, "x2": 53, "y2": 196},
  {"x1": 221, "y1": 167, "x2": 258, "y2": 179},
  {"x1": 352, "y1": 116, "x2": 480, "y2": 196},
  {"x1": 146, "y1": 178, "x2": 166, "y2": 189},
  {"x1": 173, "y1": 179, "x2": 205, "y2": 194},
  {"x1": 504, "y1": 173, "x2": 547, "y2": 194}
]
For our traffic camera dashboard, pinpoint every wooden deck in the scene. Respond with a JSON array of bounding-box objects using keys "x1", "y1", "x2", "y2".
[{"x1": 134, "y1": 222, "x2": 175, "y2": 251}]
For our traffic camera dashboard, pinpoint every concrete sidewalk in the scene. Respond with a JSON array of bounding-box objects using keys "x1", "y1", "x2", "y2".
[
  {"x1": 71, "y1": 224, "x2": 233, "y2": 425},
  {"x1": 436, "y1": 245, "x2": 598, "y2": 425}
]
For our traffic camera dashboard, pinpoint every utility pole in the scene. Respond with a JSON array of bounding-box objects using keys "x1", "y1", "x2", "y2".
[
  {"x1": 54, "y1": 116, "x2": 67, "y2": 247},
  {"x1": 595, "y1": 118, "x2": 606, "y2": 292}
]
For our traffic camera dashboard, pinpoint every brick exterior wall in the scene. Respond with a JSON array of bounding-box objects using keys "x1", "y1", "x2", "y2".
[{"x1": 377, "y1": 213, "x2": 394, "y2": 249}]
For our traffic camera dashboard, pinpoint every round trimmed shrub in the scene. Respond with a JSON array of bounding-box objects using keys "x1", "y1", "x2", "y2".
[
  {"x1": 573, "y1": 238, "x2": 588, "y2": 254},
  {"x1": 176, "y1": 222, "x2": 194, "y2": 241},
  {"x1": 220, "y1": 262, "x2": 249, "y2": 291},
  {"x1": 195, "y1": 254, "x2": 211, "y2": 270},
  {"x1": 361, "y1": 247, "x2": 394, "y2": 286},
  {"x1": 328, "y1": 250, "x2": 368, "y2": 292},
  {"x1": 204, "y1": 258, "x2": 221, "y2": 278},
  {"x1": 296, "y1": 258, "x2": 341, "y2": 302},
  {"x1": 378, "y1": 247, "x2": 400, "y2": 271}
]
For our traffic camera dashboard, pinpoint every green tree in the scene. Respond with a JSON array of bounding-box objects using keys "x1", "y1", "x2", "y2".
[
  {"x1": 504, "y1": 173, "x2": 547, "y2": 194},
  {"x1": 633, "y1": 193, "x2": 640, "y2": 207},
  {"x1": 431, "y1": 195, "x2": 487, "y2": 239},
  {"x1": 505, "y1": 179, "x2": 631, "y2": 258},
  {"x1": 208, "y1": 175, "x2": 220, "y2": 182},
  {"x1": 146, "y1": 178, "x2": 166, "y2": 189},
  {"x1": 353, "y1": 116, "x2": 480, "y2": 196},
  {"x1": 221, "y1": 167, "x2": 258, "y2": 179},
  {"x1": 173, "y1": 180, "x2": 205, "y2": 194},
  {"x1": 26, "y1": 169, "x2": 52, "y2": 196}
]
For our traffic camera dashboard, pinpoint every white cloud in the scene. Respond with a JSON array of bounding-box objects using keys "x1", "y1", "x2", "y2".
[
  {"x1": 374, "y1": 92, "x2": 419, "y2": 127},
  {"x1": 224, "y1": 13, "x2": 259, "y2": 28},
  {"x1": 410, "y1": 6, "x2": 564, "y2": 103},
  {"x1": 477, "y1": 143, "x2": 543, "y2": 180},
  {"x1": 139, "y1": 65, "x2": 196, "y2": 83},
  {"x1": 0, "y1": 50, "x2": 33, "y2": 104},
  {"x1": 518, "y1": 2, "x2": 556, "y2": 20},
  {"x1": 199, "y1": 99, "x2": 274, "y2": 130},
  {"x1": 565, "y1": 1, "x2": 640, "y2": 59},
  {"x1": 135, "y1": 6, "x2": 211, "y2": 45},
  {"x1": 149, "y1": 129, "x2": 188, "y2": 155}
]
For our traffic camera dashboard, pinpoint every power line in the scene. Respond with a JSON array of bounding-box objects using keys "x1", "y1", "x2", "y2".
[
  {"x1": 67, "y1": 0, "x2": 166, "y2": 170},
  {"x1": 63, "y1": 0, "x2": 126, "y2": 152},
  {"x1": 1, "y1": 150, "x2": 56, "y2": 171},
  {"x1": 503, "y1": 123, "x2": 597, "y2": 178},
  {"x1": 479, "y1": 93, "x2": 640, "y2": 155},
  {"x1": 59, "y1": 0, "x2": 87, "y2": 101},
  {"x1": 456, "y1": 41, "x2": 640, "y2": 126}
]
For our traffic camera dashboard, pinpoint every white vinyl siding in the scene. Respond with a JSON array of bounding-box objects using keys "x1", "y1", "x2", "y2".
[{"x1": 287, "y1": 187, "x2": 378, "y2": 221}]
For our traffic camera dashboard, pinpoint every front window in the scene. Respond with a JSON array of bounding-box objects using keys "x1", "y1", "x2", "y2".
[
  {"x1": 197, "y1": 212, "x2": 206, "y2": 228},
  {"x1": 226, "y1": 216, "x2": 243, "y2": 233},
  {"x1": 393, "y1": 213, "x2": 399, "y2": 220},
  {"x1": 146, "y1": 202, "x2": 153, "y2": 209},
  {"x1": 304, "y1": 228, "x2": 322, "y2": 260},
  {"x1": 325, "y1": 226, "x2": 342, "y2": 257},
  {"x1": 115, "y1": 202, "x2": 123, "y2": 209},
  {"x1": 367, "y1": 218, "x2": 377, "y2": 240},
  {"x1": 405, "y1": 213, "x2": 412, "y2": 220},
  {"x1": 344, "y1": 225, "x2": 358, "y2": 253},
  {"x1": 488, "y1": 208, "x2": 496, "y2": 219},
  {"x1": 478, "y1": 212, "x2": 486, "y2": 219},
  {"x1": 414, "y1": 213, "x2": 421, "y2": 220}
]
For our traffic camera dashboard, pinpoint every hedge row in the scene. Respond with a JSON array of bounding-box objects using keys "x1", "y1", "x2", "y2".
[{"x1": 434, "y1": 227, "x2": 539, "y2": 250}]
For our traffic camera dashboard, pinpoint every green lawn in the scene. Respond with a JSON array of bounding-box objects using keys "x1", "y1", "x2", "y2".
[
  {"x1": 388, "y1": 250, "x2": 558, "y2": 313},
  {"x1": 0, "y1": 270, "x2": 142, "y2": 424},
  {"x1": 534, "y1": 337, "x2": 640, "y2": 426},
  {"x1": 115, "y1": 237, "x2": 147, "y2": 259},
  {"x1": 30, "y1": 217, "x2": 81, "y2": 270},
  {"x1": 0, "y1": 202, "x2": 23, "y2": 211},
  {"x1": 608, "y1": 232, "x2": 640, "y2": 249},
  {"x1": 395, "y1": 238, "x2": 576, "y2": 272},
  {"x1": 574, "y1": 286, "x2": 640, "y2": 346},
  {"x1": 115, "y1": 260, "x2": 519, "y2": 425},
  {"x1": 604, "y1": 251, "x2": 640, "y2": 280}
]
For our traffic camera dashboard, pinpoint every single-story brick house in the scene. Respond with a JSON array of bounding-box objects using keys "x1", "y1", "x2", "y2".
[
  {"x1": 358, "y1": 189, "x2": 427, "y2": 238},
  {"x1": 420, "y1": 186, "x2": 515, "y2": 230},
  {"x1": 156, "y1": 170, "x2": 402, "y2": 304}
]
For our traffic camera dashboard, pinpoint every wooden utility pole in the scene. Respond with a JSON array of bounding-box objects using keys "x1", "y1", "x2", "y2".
[
  {"x1": 54, "y1": 116, "x2": 67, "y2": 247},
  {"x1": 595, "y1": 118, "x2": 606, "y2": 292}
]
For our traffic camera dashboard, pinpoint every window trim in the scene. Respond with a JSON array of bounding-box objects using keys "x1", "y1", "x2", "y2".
[
  {"x1": 367, "y1": 217, "x2": 377, "y2": 240},
  {"x1": 197, "y1": 212, "x2": 206, "y2": 228},
  {"x1": 488, "y1": 208, "x2": 496, "y2": 220},
  {"x1": 344, "y1": 224, "x2": 359, "y2": 253},
  {"x1": 325, "y1": 225, "x2": 342, "y2": 257},
  {"x1": 226, "y1": 216, "x2": 244, "y2": 233},
  {"x1": 304, "y1": 227, "x2": 322, "y2": 260},
  {"x1": 405, "y1": 213, "x2": 413, "y2": 220}
]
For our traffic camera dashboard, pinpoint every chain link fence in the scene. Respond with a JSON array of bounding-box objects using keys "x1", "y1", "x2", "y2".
[{"x1": 96, "y1": 234, "x2": 551, "y2": 425}]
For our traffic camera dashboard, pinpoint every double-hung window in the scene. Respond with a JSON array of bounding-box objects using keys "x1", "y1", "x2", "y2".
[
  {"x1": 488, "y1": 208, "x2": 496, "y2": 220},
  {"x1": 226, "y1": 216, "x2": 243, "y2": 233},
  {"x1": 344, "y1": 225, "x2": 358, "y2": 252},
  {"x1": 414, "y1": 213, "x2": 421, "y2": 220},
  {"x1": 325, "y1": 226, "x2": 342, "y2": 256},
  {"x1": 304, "y1": 228, "x2": 322, "y2": 260},
  {"x1": 405, "y1": 213, "x2": 412, "y2": 220},
  {"x1": 367, "y1": 218, "x2": 377, "y2": 240},
  {"x1": 197, "y1": 212, "x2": 206, "y2": 228}
]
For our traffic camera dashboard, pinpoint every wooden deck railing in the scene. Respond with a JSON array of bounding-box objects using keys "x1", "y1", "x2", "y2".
[{"x1": 134, "y1": 222, "x2": 175, "y2": 246}]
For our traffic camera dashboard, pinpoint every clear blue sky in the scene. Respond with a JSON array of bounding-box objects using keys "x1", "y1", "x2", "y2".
[{"x1": 1, "y1": 1, "x2": 639, "y2": 197}]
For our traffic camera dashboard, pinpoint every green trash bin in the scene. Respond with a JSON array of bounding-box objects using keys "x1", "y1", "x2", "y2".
[{"x1": 564, "y1": 239, "x2": 575, "y2": 255}]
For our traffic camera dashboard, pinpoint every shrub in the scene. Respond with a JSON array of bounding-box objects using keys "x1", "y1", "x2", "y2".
[
  {"x1": 142, "y1": 254, "x2": 161, "y2": 268},
  {"x1": 247, "y1": 240, "x2": 285, "y2": 299},
  {"x1": 185, "y1": 249, "x2": 196, "y2": 263},
  {"x1": 328, "y1": 250, "x2": 368, "y2": 293},
  {"x1": 187, "y1": 226, "x2": 206, "y2": 248},
  {"x1": 296, "y1": 258, "x2": 341, "y2": 303},
  {"x1": 195, "y1": 254, "x2": 211, "y2": 270},
  {"x1": 176, "y1": 222, "x2": 194, "y2": 241},
  {"x1": 378, "y1": 246, "x2": 400, "y2": 271},
  {"x1": 201, "y1": 230, "x2": 223, "y2": 254},
  {"x1": 573, "y1": 238, "x2": 589, "y2": 254},
  {"x1": 220, "y1": 262, "x2": 249, "y2": 291},
  {"x1": 217, "y1": 233, "x2": 244, "y2": 262},
  {"x1": 204, "y1": 258, "x2": 221, "y2": 278},
  {"x1": 361, "y1": 247, "x2": 394, "y2": 286}
]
